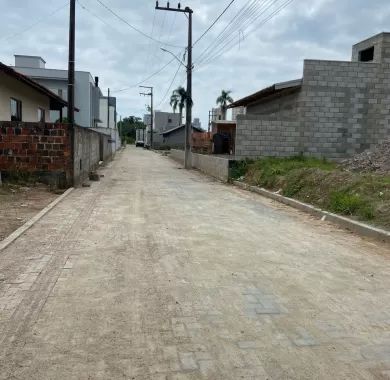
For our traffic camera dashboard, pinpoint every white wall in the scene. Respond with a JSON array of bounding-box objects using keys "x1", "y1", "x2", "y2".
[
  {"x1": 0, "y1": 72, "x2": 50, "y2": 122},
  {"x1": 98, "y1": 98, "x2": 116, "y2": 129}
]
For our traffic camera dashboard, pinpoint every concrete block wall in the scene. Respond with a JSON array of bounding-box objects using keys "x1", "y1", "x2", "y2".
[
  {"x1": 191, "y1": 153, "x2": 231, "y2": 182},
  {"x1": 235, "y1": 116, "x2": 301, "y2": 158},
  {"x1": 235, "y1": 58, "x2": 390, "y2": 160},
  {"x1": 169, "y1": 149, "x2": 184, "y2": 163},
  {"x1": 246, "y1": 92, "x2": 302, "y2": 119},
  {"x1": 300, "y1": 59, "x2": 390, "y2": 158},
  {"x1": 352, "y1": 32, "x2": 390, "y2": 64},
  {"x1": 169, "y1": 150, "x2": 231, "y2": 182},
  {"x1": 73, "y1": 126, "x2": 112, "y2": 186}
]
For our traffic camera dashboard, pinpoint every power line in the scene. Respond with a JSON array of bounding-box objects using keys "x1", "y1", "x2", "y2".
[
  {"x1": 193, "y1": 0, "x2": 236, "y2": 47},
  {"x1": 196, "y1": 0, "x2": 278, "y2": 66},
  {"x1": 95, "y1": 0, "x2": 184, "y2": 48},
  {"x1": 77, "y1": 0, "x2": 113, "y2": 29},
  {"x1": 197, "y1": 0, "x2": 294, "y2": 69},
  {"x1": 157, "y1": 60, "x2": 184, "y2": 107},
  {"x1": 0, "y1": 1, "x2": 69, "y2": 42},
  {"x1": 112, "y1": 55, "x2": 181, "y2": 93},
  {"x1": 194, "y1": 0, "x2": 258, "y2": 64},
  {"x1": 195, "y1": 0, "x2": 266, "y2": 65}
]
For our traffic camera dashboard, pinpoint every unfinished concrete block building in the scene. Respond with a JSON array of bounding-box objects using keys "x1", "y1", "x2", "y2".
[{"x1": 229, "y1": 32, "x2": 390, "y2": 160}]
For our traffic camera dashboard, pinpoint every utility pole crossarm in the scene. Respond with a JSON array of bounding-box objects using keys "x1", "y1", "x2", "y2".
[{"x1": 155, "y1": 1, "x2": 193, "y2": 13}]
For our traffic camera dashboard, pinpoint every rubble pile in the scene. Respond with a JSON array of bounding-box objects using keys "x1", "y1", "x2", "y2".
[{"x1": 342, "y1": 140, "x2": 390, "y2": 174}]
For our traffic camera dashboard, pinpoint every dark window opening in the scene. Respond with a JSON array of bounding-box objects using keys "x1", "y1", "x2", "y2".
[
  {"x1": 168, "y1": 118, "x2": 172, "y2": 123},
  {"x1": 38, "y1": 107, "x2": 45, "y2": 122},
  {"x1": 359, "y1": 46, "x2": 374, "y2": 62},
  {"x1": 10, "y1": 98, "x2": 22, "y2": 122}
]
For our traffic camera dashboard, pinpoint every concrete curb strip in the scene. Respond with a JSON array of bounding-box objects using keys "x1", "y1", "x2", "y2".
[
  {"x1": 0, "y1": 188, "x2": 74, "y2": 252},
  {"x1": 233, "y1": 181, "x2": 390, "y2": 244}
]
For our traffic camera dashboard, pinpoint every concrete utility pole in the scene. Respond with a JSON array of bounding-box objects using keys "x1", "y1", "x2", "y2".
[
  {"x1": 107, "y1": 88, "x2": 110, "y2": 129},
  {"x1": 156, "y1": 1, "x2": 193, "y2": 169},
  {"x1": 67, "y1": 0, "x2": 76, "y2": 124},
  {"x1": 119, "y1": 115, "x2": 122, "y2": 145},
  {"x1": 140, "y1": 86, "x2": 154, "y2": 149},
  {"x1": 67, "y1": 0, "x2": 76, "y2": 186}
]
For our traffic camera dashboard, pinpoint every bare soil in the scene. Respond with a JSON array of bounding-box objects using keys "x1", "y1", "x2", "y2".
[{"x1": 0, "y1": 183, "x2": 58, "y2": 241}]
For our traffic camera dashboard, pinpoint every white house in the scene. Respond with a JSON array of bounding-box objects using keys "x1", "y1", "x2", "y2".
[
  {"x1": 13, "y1": 55, "x2": 101, "y2": 127},
  {"x1": 0, "y1": 62, "x2": 67, "y2": 122}
]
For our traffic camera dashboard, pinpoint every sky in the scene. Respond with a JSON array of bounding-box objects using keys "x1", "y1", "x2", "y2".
[{"x1": 1, "y1": 0, "x2": 390, "y2": 129}]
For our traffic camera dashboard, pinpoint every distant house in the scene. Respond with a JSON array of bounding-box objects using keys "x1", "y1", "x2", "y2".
[
  {"x1": 144, "y1": 111, "x2": 181, "y2": 148},
  {"x1": 0, "y1": 62, "x2": 67, "y2": 122},
  {"x1": 95, "y1": 95, "x2": 121, "y2": 152},
  {"x1": 13, "y1": 55, "x2": 102, "y2": 128},
  {"x1": 229, "y1": 32, "x2": 390, "y2": 160},
  {"x1": 161, "y1": 124, "x2": 204, "y2": 149}
]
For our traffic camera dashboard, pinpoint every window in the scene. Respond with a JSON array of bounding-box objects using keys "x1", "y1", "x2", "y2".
[
  {"x1": 58, "y1": 89, "x2": 63, "y2": 98},
  {"x1": 359, "y1": 46, "x2": 374, "y2": 62},
  {"x1": 168, "y1": 118, "x2": 172, "y2": 123},
  {"x1": 38, "y1": 107, "x2": 45, "y2": 122},
  {"x1": 10, "y1": 98, "x2": 22, "y2": 122}
]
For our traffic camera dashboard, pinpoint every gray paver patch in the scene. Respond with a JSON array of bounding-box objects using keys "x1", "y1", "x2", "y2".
[
  {"x1": 291, "y1": 327, "x2": 319, "y2": 347},
  {"x1": 361, "y1": 343, "x2": 390, "y2": 361},
  {"x1": 178, "y1": 352, "x2": 198, "y2": 371}
]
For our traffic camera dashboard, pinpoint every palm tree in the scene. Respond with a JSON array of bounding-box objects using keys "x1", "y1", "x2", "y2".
[
  {"x1": 216, "y1": 90, "x2": 234, "y2": 120},
  {"x1": 172, "y1": 86, "x2": 193, "y2": 126},
  {"x1": 170, "y1": 92, "x2": 179, "y2": 114}
]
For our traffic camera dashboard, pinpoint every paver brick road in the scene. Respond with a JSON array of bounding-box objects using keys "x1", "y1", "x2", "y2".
[{"x1": 0, "y1": 147, "x2": 389, "y2": 379}]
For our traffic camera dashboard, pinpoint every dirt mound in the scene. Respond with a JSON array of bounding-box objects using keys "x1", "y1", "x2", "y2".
[{"x1": 342, "y1": 140, "x2": 390, "y2": 174}]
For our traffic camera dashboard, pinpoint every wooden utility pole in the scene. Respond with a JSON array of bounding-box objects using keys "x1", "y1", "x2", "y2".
[
  {"x1": 140, "y1": 86, "x2": 154, "y2": 149},
  {"x1": 156, "y1": 1, "x2": 193, "y2": 169}
]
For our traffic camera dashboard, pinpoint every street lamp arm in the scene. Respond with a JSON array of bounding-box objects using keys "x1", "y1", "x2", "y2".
[{"x1": 160, "y1": 48, "x2": 187, "y2": 68}]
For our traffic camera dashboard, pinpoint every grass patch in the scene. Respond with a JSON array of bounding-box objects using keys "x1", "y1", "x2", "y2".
[
  {"x1": 230, "y1": 156, "x2": 390, "y2": 229},
  {"x1": 329, "y1": 191, "x2": 374, "y2": 219}
]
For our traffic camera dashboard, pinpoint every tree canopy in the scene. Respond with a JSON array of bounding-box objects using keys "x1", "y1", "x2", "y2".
[{"x1": 117, "y1": 116, "x2": 145, "y2": 144}]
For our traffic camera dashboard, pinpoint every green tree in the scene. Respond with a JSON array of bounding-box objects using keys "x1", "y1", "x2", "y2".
[
  {"x1": 172, "y1": 86, "x2": 193, "y2": 126},
  {"x1": 170, "y1": 92, "x2": 179, "y2": 114},
  {"x1": 216, "y1": 90, "x2": 233, "y2": 120},
  {"x1": 117, "y1": 116, "x2": 145, "y2": 144}
]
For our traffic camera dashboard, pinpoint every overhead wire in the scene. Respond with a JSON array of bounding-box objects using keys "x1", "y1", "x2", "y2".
[
  {"x1": 196, "y1": 0, "x2": 280, "y2": 66},
  {"x1": 195, "y1": 0, "x2": 268, "y2": 66},
  {"x1": 77, "y1": 0, "x2": 114, "y2": 30},
  {"x1": 112, "y1": 56, "x2": 177, "y2": 93},
  {"x1": 95, "y1": 0, "x2": 184, "y2": 48},
  {"x1": 0, "y1": 1, "x2": 69, "y2": 42},
  {"x1": 197, "y1": 0, "x2": 294, "y2": 69},
  {"x1": 156, "y1": 60, "x2": 184, "y2": 107},
  {"x1": 192, "y1": 0, "x2": 237, "y2": 47},
  {"x1": 194, "y1": 0, "x2": 259, "y2": 65}
]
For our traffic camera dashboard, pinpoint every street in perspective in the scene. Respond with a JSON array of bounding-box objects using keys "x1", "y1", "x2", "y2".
[{"x1": 1, "y1": 0, "x2": 390, "y2": 379}]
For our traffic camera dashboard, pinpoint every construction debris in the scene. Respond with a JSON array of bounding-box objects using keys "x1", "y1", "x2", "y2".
[{"x1": 342, "y1": 140, "x2": 390, "y2": 174}]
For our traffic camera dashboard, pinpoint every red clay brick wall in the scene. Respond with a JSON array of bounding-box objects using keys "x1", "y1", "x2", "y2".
[{"x1": 0, "y1": 122, "x2": 72, "y2": 185}]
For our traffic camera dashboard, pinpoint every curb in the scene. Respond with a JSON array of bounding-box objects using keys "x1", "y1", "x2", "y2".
[
  {"x1": 0, "y1": 188, "x2": 74, "y2": 252},
  {"x1": 233, "y1": 181, "x2": 390, "y2": 244}
]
